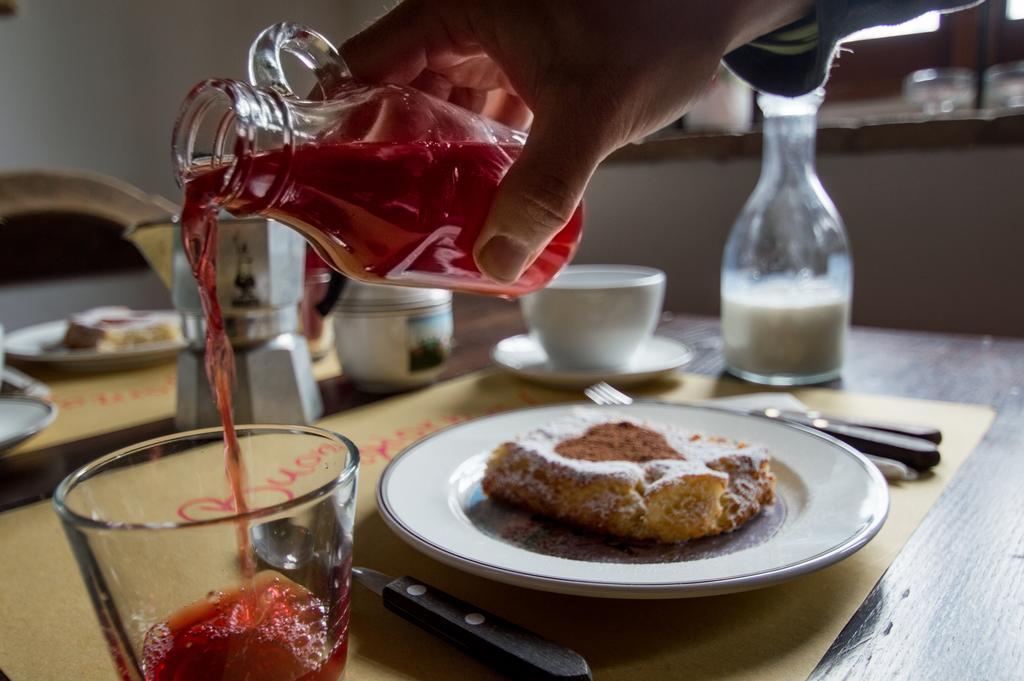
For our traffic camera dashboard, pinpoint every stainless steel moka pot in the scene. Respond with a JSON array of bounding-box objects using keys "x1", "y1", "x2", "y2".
[{"x1": 129, "y1": 216, "x2": 323, "y2": 429}]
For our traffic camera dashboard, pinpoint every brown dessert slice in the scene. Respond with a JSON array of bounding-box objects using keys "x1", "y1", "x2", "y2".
[
  {"x1": 481, "y1": 409, "x2": 775, "y2": 543},
  {"x1": 62, "y1": 307, "x2": 181, "y2": 352}
]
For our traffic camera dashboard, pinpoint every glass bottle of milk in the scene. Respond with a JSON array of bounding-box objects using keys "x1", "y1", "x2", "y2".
[{"x1": 721, "y1": 89, "x2": 851, "y2": 385}]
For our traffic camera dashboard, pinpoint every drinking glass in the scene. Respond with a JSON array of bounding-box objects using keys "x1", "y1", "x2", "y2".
[
  {"x1": 983, "y1": 61, "x2": 1024, "y2": 109},
  {"x1": 902, "y1": 68, "x2": 976, "y2": 114},
  {"x1": 54, "y1": 425, "x2": 359, "y2": 681}
]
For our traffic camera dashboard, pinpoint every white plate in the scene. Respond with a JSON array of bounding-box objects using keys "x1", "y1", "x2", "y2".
[
  {"x1": 378, "y1": 402, "x2": 889, "y2": 599},
  {"x1": 492, "y1": 334, "x2": 693, "y2": 389},
  {"x1": 5, "y1": 316, "x2": 184, "y2": 373},
  {"x1": 0, "y1": 395, "x2": 57, "y2": 453}
]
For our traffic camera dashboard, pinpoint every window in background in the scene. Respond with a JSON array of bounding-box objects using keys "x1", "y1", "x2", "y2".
[
  {"x1": 845, "y1": 11, "x2": 940, "y2": 42},
  {"x1": 823, "y1": 0, "x2": 1024, "y2": 103},
  {"x1": 658, "y1": 2, "x2": 1024, "y2": 136}
]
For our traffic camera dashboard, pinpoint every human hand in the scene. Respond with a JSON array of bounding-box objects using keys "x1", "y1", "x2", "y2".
[{"x1": 343, "y1": 0, "x2": 812, "y2": 283}]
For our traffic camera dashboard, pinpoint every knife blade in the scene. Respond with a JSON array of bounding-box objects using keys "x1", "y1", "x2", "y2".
[
  {"x1": 758, "y1": 410, "x2": 941, "y2": 471},
  {"x1": 861, "y1": 454, "x2": 918, "y2": 481},
  {"x1": 767, "y1": 408, "x2": 942, "y2": 444},
  {"x1": 352, "y1": 567, "x2": 592, "y2": 681}
]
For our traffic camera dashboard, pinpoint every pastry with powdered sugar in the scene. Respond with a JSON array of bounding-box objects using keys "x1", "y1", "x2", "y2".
[
  {"x1": 61, "y1": 307, "x2": 181, "y2": 352},
  {"x1": 482, "y1": 409, "x2": 775, "y2": 543}
]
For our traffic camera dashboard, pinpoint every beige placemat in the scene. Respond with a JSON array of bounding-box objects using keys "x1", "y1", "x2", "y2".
[
  {"x1": 7, "y1": 352, "x2": 341, "y2": 457},
  {"x1": 0, "y1": 371, "x2": 995, "y2": 681}
]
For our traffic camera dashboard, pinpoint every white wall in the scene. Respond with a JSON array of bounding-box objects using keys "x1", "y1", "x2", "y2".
[
  {"x1": 0, "y1": 0, "x2": 375, "y2": 199},
  {"x1": 0, "y1": 271, "x2": 171, "y2": 330}
]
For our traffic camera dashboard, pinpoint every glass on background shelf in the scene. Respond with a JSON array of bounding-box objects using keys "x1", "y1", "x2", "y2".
[
  {"x1": 984, "y1": 61, "x2": 1024, "y2": 109},
  {"x1": 902, "y1": 67, "x2": 977, "y2": 114},
  {"x1": 721, "y1": 89, "x2": 852, "y2": 386}
]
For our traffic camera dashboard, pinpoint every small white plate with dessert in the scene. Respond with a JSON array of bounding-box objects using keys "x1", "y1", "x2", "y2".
[
  {"x1": 378, "y1": 403, "x2": 889, "y2": 599},
  {"x1": 492, "y1": 334, "x2": 694, "y2": 389},
  {"x1": 6, "y1": 307, "x2": 185, "y2": 372}
]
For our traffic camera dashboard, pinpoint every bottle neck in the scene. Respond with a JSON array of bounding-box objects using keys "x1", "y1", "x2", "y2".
[
  {"x1": 172, "y1": 79, "x2": 294, "y2": 212},
  {"x1": 760, "y1": 113, "x2": 817, "y2": 182}
]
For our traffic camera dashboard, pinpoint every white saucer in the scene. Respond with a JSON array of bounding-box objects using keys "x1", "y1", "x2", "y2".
[
  {"x1": 491, "y1": 334, "x2": 693, "y2": 389},
  {"x1": 0, "y1": 395, "x2": 57, "y2": 454},
  {"x1": 5, "y1": 316, "x2": 184, "y2": 373}
]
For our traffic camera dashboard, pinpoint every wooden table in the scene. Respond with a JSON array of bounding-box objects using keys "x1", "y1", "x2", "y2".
[{"x1": 3, "y1": 294, "x2": 1023, "y2": 680}]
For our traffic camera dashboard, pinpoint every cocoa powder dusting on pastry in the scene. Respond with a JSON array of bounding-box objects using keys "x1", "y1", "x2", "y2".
[{"x1": 554, "y1": 422, "x2": 683, "y2": 462}]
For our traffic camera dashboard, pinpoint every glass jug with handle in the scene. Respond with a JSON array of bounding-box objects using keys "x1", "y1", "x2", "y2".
[{"x1": 172, "y1": 23, "x2": 583, "y2": 297}]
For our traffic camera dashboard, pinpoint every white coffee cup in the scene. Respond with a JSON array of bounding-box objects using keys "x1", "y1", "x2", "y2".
[{"x1": 520, "y1": 265, "x2": 665, "y2": 371}]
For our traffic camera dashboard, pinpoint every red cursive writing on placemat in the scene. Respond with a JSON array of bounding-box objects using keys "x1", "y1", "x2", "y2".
[
  {"x1": 349, "y1": 387, "x2": 543, "y2": 465},
  {"x1": 55, "y1": 373, "x2": 176, "y2": 412},
  {"x1": 176, "y1": 442, "x2": 341, "y2": 521},
  {"x1": 175, "y1": 386, "x2": 544, "y2": 520}
]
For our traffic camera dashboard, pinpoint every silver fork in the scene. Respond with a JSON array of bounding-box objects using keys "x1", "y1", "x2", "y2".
[
  {"x1": 582, "y1": 382, "x2": 915, "y2": 481},
  {"x1": 583, "y1": 382, "x2": 633, "y2": 406}
]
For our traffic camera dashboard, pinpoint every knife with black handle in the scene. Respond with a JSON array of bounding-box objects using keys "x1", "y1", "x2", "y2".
[
  {"x1": 766, "y1": 412, "x2": 941, "y2": 470},
  {"x1": 353, "y1": 567, "x2": 592, "y2": 681}
]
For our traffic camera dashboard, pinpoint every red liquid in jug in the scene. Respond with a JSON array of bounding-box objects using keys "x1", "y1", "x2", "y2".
[
  {"x1": 184, "y1": 140, "x2": 583, "y2": 297},
  {"x1": 141, "y1": 573, "x2": 349, "y2": 681}
]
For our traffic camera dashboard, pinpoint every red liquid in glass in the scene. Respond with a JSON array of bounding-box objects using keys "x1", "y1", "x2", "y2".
[
  {"x1": 141, "y1": 573, "x2": 349, "y2": 681},
  {"x1": 184, "y1": 141, "x2": 582, "y2": 297}
]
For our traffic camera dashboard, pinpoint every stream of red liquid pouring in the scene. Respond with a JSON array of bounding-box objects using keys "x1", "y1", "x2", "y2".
[
  {"x1": 152, "y1": 137, "x2": 580, "y2": 679},
  {"x1": 179, "y1": 186, "x2": 255, "y2": 581},
  {"x1": 145, "y1": 183, "x2": 348, "y2": 681}
]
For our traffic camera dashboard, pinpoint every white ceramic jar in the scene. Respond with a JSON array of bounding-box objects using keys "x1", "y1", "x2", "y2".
[{"x1": 334, "y1": 281, "x2": 453, "y2": 393}]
